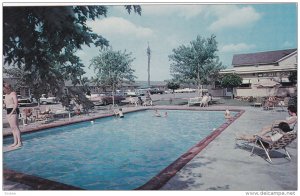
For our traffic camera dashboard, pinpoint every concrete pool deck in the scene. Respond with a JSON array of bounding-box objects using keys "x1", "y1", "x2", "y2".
[
  {"x1": 2, "y1": 105, "x2": 297, "y2": 191},
  {"x1": 160, "y1": 106, "x2": 297, "y2": 191}
]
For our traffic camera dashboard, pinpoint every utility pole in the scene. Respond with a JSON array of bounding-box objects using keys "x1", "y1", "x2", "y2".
[{"x1": 147, "y1": 42, "x2": 151, "y2": 86}]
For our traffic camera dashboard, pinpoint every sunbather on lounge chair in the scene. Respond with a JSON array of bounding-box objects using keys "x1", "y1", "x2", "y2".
[
  {"x1": 249, "y1": 124, "x2": 297, "y2": 163},
  {"x1": 40, "y1": 106, "x2": 51, "y2": 115},
  {"x1": 236, "y1": 122, "x2": 293, "y2": 143},
  {"x1": 236, "y1": 105, "x2": 297, "y2": 142},
  {"x1": 36, "y1": 107, "x2": 53, "y2": 121}
]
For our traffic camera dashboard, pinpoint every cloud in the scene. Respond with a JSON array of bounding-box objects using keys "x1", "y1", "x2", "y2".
[
  {"x1": 86, "y1": 17, "x2": 154, "y2": 39},
  {"x1": 113, "y1": 4, "x2": 261, "y2": 27},
  {"x1": 208, "y1": 5, "x2": 262, "y2": 31},
  {"x1": 145, "y1": 4, "x2": 207, "y2": 19},
  {"x1": 220, "y1": 43, "x2": 256, "y2": 53},
  {"x1": 113, "y1": 4, "x2": 207, "y2": 19}
]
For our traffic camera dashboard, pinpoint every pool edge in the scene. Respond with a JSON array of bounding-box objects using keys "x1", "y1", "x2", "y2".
[{"x1": 3, "y1": 169, "x2": 83, "y2": 190}]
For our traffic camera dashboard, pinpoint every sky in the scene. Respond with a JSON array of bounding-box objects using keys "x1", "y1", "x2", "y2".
[{"x1": 77, "y1": 3, "x2": 297, "y2": 81}]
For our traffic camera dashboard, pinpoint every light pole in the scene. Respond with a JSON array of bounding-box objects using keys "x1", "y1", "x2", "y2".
[{"x1": 147, "y1": 42, "x2": 151, "y2": 87}]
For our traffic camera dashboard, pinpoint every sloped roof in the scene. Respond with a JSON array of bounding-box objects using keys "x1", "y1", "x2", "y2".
[{"x1": 232, "y1": 48, "x2": 297, "y2": 66}]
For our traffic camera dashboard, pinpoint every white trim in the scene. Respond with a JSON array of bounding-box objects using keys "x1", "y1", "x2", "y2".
[
  {"x1": 220, "y1": 68, "x2": 296, "y2": 75},
  {"x1": 275, "y1": 51, "x2": 297, "y2": 63}
]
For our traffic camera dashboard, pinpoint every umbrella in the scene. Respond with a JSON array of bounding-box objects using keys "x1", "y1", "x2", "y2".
[
  {"x1": 254, "y1": 79, "x2": 280, "y2": 87},
  {"x1": 254, "y1": 79, "x2": 281, "y2": 97}
]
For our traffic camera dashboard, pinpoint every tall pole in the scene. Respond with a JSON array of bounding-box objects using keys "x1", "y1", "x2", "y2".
[{"x1": 147, "y1": 42, "x2": 151, "y2": 87}]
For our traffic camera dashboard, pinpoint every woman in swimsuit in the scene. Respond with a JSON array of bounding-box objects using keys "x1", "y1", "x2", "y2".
[{"x1": 3, "y1": 82, "x2": 22, "y2": 148}]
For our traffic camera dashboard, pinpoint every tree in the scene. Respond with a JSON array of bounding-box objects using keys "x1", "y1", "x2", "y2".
[
  {"x1": 3, "y1": 60, "x2": 89, "y2": 106},
  {"x1": 220, "y1": 73, "x2": 242, "y2": 98},
  {"x1": 3, "y1": 5, "x2": 141, "y2": 102},
  {"x1": 89, "y1": 47, "x2": 136, "y2": 106},
  {"x1": 166, "y1": 81, "x2": 180, "y2": 93},
  {"x1": 169, "y1": 35, "x2": 223, "y2": 95}
]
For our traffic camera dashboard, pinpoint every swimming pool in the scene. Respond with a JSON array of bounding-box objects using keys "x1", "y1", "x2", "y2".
[{"x1": 3, "y1": 109, "x2": 235, "y2": 190}]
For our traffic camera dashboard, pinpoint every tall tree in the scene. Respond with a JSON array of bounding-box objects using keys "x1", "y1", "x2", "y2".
[
  {"x1": 169, "y1": 35, "x2": 223, "y2": 95},
  {"x1": 3, "y1": 5, "x2": 141, "y2": 101},
  {"x1": 89, "y1": 47, "x2": 136, "y2": 106}
]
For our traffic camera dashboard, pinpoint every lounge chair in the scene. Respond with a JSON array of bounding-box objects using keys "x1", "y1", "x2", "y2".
[
  {"x1": 53, "y1": 110, "x2": 70, "y2": 118},
  {"x1": 250, "y1": 129, "x2": 297, "y2": 163},
  {"x1": 188, "y1": 97, "x2": 202, "y2": 106},
  {"x1": 143, "y1": 100, "x2": 153, "y2": 106},
  {"x1": 277, "y1": 97, "x2": 291, "y2": 111},
  {"x1": 263, "y1": 96, "x2": 276, "y2": 110},
  {"x1": 128, "y1": 97, "x2": 137, "y2": 106},
  {"x1": 253, "y1": 97, "x2": 263, "y2": 107}
]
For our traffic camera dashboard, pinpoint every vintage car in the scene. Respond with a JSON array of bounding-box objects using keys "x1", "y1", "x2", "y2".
[
  {"x1": 87, "y1": 94, "x2": 125, "y2": 106},
  {"x1": 174, "y1": 88, "x2": 197, "y2": 93},
  {"x1": 40, "y1": 94, "x2": 58, "y2": 104},
  {"x1": 18, "y1": 98, "x2": 36, "y2": 107}
]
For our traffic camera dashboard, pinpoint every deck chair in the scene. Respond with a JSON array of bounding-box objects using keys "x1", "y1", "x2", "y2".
[
  {"x1": 188, "y1": 97, "x2": 202, "y2": 106},
  {"x1": 263, "y1": 97, "x2": 276, "y2": 110},
  {"x1": 278, "y1": 97, "x2": 291, "y2": 112},
  {"x1": 250, "y1": 129, "x2": 297, "y2": 163},
  {"x1": 253, "y1": 97, "x2": 263, "y2": 107}
]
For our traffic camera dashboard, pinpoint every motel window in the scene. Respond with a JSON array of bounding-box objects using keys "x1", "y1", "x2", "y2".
[
  {"x1": 240, "y1": 79, "x2": 251, "y2": 88},
  {"x1": 240, "y1": 83, "x2": 251, "y2": 88},
  {"x1": 280, "y1": 82, "x2": 293, "y2": 87}
]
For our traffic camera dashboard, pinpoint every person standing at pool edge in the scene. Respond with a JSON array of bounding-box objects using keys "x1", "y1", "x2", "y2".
[{"x1": 3, "y1": 82, "x2": 22, "y2": 148}]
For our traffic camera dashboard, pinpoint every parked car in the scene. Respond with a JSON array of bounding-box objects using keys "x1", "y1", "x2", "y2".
[
  {"x1": 125, "y1": 90, "x2": 138, "y2": 97},
  {"x1": 174, "y1": 88, "x2": 197, "y2": 93},
  {"x1": 18, "y1": 98, "x2": 36, "y2": 107},
  {"x1": 40, "y1": 94, "x2": 57, "y2": 104},
  {"x1": 149, "y1": 88, "x2": 164, "y2": 94},
  {"x1": 87, "y1": 94, "x2": 125, "y2": 106},
  {"x1": 135, "y1": 89, "x2": 147, "y2": 96}
]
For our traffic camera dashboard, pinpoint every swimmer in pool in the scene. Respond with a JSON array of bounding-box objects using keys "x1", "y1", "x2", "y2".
[
  {"x1": 153, "y1": 109, "x2": 161, "y2": 117},
  {"x1": 114, "y1": 108, "x2": 124, "y2": 118}
]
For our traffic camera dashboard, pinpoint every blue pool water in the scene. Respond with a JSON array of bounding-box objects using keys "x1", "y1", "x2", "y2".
[{"x1": 3, "y1": 110, "x2": 230, "y2": 190}]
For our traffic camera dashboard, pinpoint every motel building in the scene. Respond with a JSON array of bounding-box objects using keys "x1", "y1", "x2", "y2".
[{"x1": 218, "y1": 48, "x2": 297, "y2": 98}]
